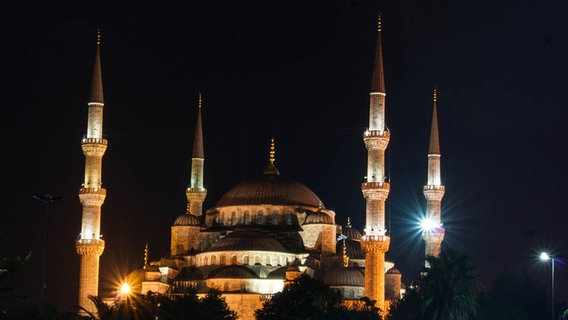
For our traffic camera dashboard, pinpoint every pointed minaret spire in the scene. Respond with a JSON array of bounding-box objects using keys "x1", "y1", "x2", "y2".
[
  {"x1": 361, "y1": 13, "x2": 391, "y2": 310},
  {"x1": 143, "y1": 242, "x2": 149, "y2": 269},
  {"x1": 429, "y1": 87, "x2": 440, "y2": 155},
  {"x1": 370, "y1": 14, "x2": 385, "y2": 94},
  {"x1": 192, "y1": 92, "x2": 204, "y2": 159},
  {"x1": 423, "y1": 87, "x2": 445, "y2": 262},
  {"x1": 90, "y1": 28, "x2": 104, "y2": 104},
  {"x1": 347, "y1": 217, "x2": 352, "y2": 228},
  {"x1": 186, "y1": 92, "x2": 207, "y2": 216},
  {"x1": 263, "y1": 137, "x2": 280, "y2": 176},
  {"x1": 77, "y1": 28, "x2": 108, "y2": 314}
]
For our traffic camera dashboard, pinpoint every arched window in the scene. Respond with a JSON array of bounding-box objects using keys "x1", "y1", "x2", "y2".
[
  {"x1": 254, "y1": 255, "x2": 261, "y2": 265},
  {"x1": 243, "y1": 255, "x2": 249, "y2": 265},
  {"x1": 231, "y1": 212, "x2": 236, "y2": 225},
  {"x1": 211, "y1": 255, "x2": 217, "y2": 265},
  {"x1": 231, "y1": 255, "x2": 237, "y2": 265},
  {"x1": 257, "y1": 211, "x2": 264, "y2": 224},
  {"x1": 220, "y1": 255, "x2": 227, "y2": 265},
  {"x1": 204, "y1": 256, "x2": 209, "y2": 265},
  {"x1": 244, "y1": 211, "x2": 250, "y2": 224},
  {"x1": 271, "y1": 211, "x2": 279, "y2": 225},
  {"x1": 286, "y1": 212, "x2": 292, "y2": 225}
]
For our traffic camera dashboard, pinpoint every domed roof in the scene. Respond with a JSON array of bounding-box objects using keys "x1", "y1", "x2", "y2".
[
  {"x1": 336, "y1": 239, "x2": 365, "y2": 260},
  {"x1": 173, "y1": 213, "x2": 200, "y2": 226},
  {"x1": 216, "y1": 174, "x2": 323, "y2": 208},
  {"x1": 344, "y1": 226, "x2": 362, "y2": 240},
  {"x1": 322, "y1": 268, "x2": 364, "y2": 287},
  {"x1": 209, "y1": 265, "x2": 259, "y2": 279},
  {"x1": 209, "y1": 230, "x2": 287, "y2": 252},
  {"x1": 304, "y1": 211, "x2": 333, "y2": 224},
  {"x1": 386, "y1": 267, "x2": 401, "y2": 275},
  {"x1": 175, "y1": 267, "x2": 203, "y2": 281}
]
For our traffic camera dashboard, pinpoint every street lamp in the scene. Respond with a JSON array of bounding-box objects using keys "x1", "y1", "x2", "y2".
[
  {"x1": 540, "y1": 251, "x2": 555, "y2": 320},
  {"x1": 33, "y1": 193, "x2": 63, "y2": 300}
]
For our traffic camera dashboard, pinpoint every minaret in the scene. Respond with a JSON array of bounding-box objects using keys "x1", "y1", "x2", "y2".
[
  {"x1": 422, "y1": 88, "x2": 445, "y2": 259},
  {"x1": 360, "y1": 14, "x2": 390, "y2": 311},
  {"x1": 76, "y1": 29, "x2": 107, "y2": 313},
  {"x1": 186, "y1": 93, "x2": 207, "y2": 215}
]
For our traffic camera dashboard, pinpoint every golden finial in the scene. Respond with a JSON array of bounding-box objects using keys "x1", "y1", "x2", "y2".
[
  {"x1": 377, "y1": 13, "x2": 382, "y2": 32},
  {"x1": 318, "y1": 201, "x2": 323, "y2": 211},
  {"x1": 269, "y1": 137, "x2": 275, "y2": 165},
  {"x1": 433, "y1": 87, "x2": 437, "y2": 103},
  {"x1": 143, "y1": 242, "x2": 149, "y2": 269},
  {"x1": 186, "y1": 203, "x2": 191, "y2": 214},
  {"x1": 198, "y1": 92, "x2": 203, "y2": 108},
  {"x1": 346, "y1": 217, "x2": 352, "y2": 228},
  {"x1": 96, "y1": 28, "x2": 101, "y2": 46},
  {"x1": 342, "y1": 239, "x2": 349, "y2": 267}
]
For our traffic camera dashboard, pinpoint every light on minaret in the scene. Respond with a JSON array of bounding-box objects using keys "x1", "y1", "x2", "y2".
[
  {"x1": 76, "y1": 29, "x2": 107, "y2": 314},
  {"x1": 360, "y1": 13, "x2": 391, "y2": 311},
  {"x1": 422, "y1": 87, "x2": 445, "y2": 261},
  {"x1": 186, "y1": 92, "x2": 207, "y2": 216}
]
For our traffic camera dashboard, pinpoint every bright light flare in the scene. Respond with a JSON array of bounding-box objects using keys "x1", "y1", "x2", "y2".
[
  {"x1": 420, "y1": 217, "x2": 437, "y2": 232},
  {"x1": 120, "y1": 283, "x2": 131, "y2": 295},
  {"x1": 540, "y1": 252, "x2": 551, "y2": 261}
]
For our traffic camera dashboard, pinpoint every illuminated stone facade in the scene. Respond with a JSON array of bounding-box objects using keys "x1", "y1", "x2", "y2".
[{"x1": 76, "y1": 31, "x2": 106, "y2": 314}]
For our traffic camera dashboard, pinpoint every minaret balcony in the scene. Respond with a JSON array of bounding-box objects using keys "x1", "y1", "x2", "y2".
[
  {"x1": 364, "y1": 130, "x2": 390, "y2": 139},
  {"x1": 362, "y1": 182, "x2": 390, "y2": 190},
  {"x1": 76, "y1": 238, "x2": 105, "y2": 256},
  {"x1": 79, "y1": 187, "x2": 107, "y2": 196},
  {"x1": 423, "y1": 185, "x2": 445, "y2": 191},
  {"x1": 81, "y1": 137, "x2": 108, "y2": 145}
]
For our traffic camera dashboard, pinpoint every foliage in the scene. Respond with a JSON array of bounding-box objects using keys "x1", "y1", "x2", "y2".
[
  {"x1": 255, "y1": 274, "x2": 381, "y2": 320},
  {"x1": 387, "y1": 249, "x2": 478, "y2": 320},
  {"x1": 79, "y1": 290, "x2": 237, "y2": 320},
  {"x1": 476, "y1": 270, "x2": 549, "y2": 320}
]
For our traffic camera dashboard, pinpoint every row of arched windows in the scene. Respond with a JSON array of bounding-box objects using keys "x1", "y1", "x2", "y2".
[{"x1": 218, "y1": 210, "x2": 293, "y2": 226}]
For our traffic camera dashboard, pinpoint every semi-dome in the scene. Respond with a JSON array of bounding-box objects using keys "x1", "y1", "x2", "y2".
[
  {"x1": 304, "y1": 211, "x2": 333, "y2": 225},
  {"x1": 175, "y1": 266, "x2": 203, "y2": 281},
  {"x1": 208, "y1": 230, "x2": 287, "y2": 252},
  {"x1": 209, "y1": 265, "x2": 259, "y2": 279},
  {"x1": 322, "y1": 268, "x2": 364, "y2": 287},
  {"x1": 216, "y1": 174, "x2": 323, "y2": 208},
  {"x1": 173, "y1": 213, "x2": 200, "y2": 226}
]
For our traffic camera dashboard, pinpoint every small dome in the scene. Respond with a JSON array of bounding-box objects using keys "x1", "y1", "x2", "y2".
[
  {"x1": 322, "y1": 268, "x2": 364, "y2": 287},
  {"x1": 173, "y1": 213, "x2": 200, "y2": 226},
  {"x1": 175, "y1": 267, "x2": 203, "y2": 281},
  {"x1": 304, "y1": 211, "x2": 333, "y2": 225},
  {"x1": 336, "y1": 239, "x2": 365, "y2": 260},
  {"x1": 386, "y1": 267, "x2": 401, "y2": 275},
  {"x1": 267, "y1": 266, "x2": 288, "y2": 279},
  {"x1": 344, "y1": 226, "x2": 362, "y2": 240},
  {"x1": 209, "y1": 265, "x2": 259, "y2": 279},
  {"x1": 209, "y1": 230, "x2": 287, "y2": 252}
]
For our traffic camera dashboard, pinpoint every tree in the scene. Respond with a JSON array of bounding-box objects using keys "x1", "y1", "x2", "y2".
[
  {"x1": 476, "y1": 270, "x2": 549, "y2": 320},
  {"x1": 80, "y1": 290, "x2": 236, "y2": 320},
  {"x1": 255, "y1": 275, "x2": 381, "y2": 320},
  {"x1": 387, "y1": 249, "x2": 478, "y2": 320}
]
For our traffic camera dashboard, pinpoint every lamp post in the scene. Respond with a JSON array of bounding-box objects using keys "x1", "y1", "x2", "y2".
[
  {"x1": 540, "y1": 252, "x2": 555, "y2": 320},
  {"x1": 33, "y1": 193, "x2": 63, "y2": 301}
]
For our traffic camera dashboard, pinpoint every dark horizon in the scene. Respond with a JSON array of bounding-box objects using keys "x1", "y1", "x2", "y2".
[{"x1": 1, "y1": 0, "x2": 567, "y2": 310}]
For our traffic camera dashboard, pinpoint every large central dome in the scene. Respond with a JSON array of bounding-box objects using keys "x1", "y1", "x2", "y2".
[
  {"x1": 217, "y1": 139, "x2": 324, "y2": 208},
  {"x1": 216, "y1": 173, "x2": 323, "y2": 208}
]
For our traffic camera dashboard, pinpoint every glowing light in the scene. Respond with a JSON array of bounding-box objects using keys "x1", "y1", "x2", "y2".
[
  {"x1": 120, "y1": 283, "x2": 131, "y2": 295},
  {"x1": 420, "y1": 217, "x2": 437, "y2": 232},
  {"x1": 540, "y1": 252, "x2": 551, "y2": 261}
]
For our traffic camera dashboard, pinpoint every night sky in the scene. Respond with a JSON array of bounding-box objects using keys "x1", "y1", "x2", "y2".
[{"x1": 2, "y1": 0, "x2": 567, "y2": 310}]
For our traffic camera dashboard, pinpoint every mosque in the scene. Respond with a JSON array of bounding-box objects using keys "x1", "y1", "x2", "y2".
[{"x1": 75, "y1": 16, "x2": 446, "y2": 319}]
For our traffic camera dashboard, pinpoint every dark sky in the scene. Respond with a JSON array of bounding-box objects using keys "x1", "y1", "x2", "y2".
[{"x1": 1, "y1": 0, "x2": 567, "y2": 310}]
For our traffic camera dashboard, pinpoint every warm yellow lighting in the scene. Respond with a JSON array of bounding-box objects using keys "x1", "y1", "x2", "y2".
[{"x1": 120, "y1": 283, "x2": 131, "y2": 295}]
